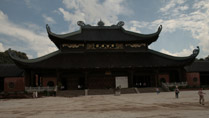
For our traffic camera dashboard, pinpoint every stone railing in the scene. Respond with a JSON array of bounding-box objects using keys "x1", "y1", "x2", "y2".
[
  {"x1": 162, "y1": 82, "x2": 188, "y2": 87},
  {"x1": 161, "y1": 83, "x2": 170, "y2": 92},
  {"x1": 25, "y1": 87, "x2": 55, "y2": 93}
]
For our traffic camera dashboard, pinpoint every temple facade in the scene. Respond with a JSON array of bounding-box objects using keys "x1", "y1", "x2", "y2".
[{"x1": 8, "y1": 21, "x2": 199, "y2": 90}]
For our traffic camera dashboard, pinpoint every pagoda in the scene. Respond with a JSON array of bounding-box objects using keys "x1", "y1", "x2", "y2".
[{"x1": 9, "y1": 20, "x2": 199, "y2": 90}]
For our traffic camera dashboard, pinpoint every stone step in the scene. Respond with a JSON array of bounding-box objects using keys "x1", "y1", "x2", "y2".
[
  {"x1": 56, "y1": 87, "x2": 163, "y2": 97},
  {"x1": 57, "y1": 90, "x2": 85, "y2": 97},
  {"x1": 137, "y1": 87, "x2": 164, "y2": 93}
]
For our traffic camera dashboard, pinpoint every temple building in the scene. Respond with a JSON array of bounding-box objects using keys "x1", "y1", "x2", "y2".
[{"x1": 8, "y1": 20, "x2": 200, "y2": 91}]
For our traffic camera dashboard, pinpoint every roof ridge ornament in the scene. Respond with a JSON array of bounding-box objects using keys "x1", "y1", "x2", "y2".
[
  {"x1": 77, "y1": 21, "x2": 86, "y2": 27},
  {"x1": 193, "y1": 46, "x2": 200, "y2": 55},
  {"x1": 97, "y1": 20, "x2": 105, "y2": 26},
  {"x1": 158, "y1": 25, "x2": 162, "y2": 33},
  {"x1": 76, "y1": 20, "x2": 125, "y2": 27},
  {"x1": 46, "y1": 24, "x2": 51, "y2": 33},
  {"x1": 117, "y1": 21, "x2": 125, "y2": 27}
]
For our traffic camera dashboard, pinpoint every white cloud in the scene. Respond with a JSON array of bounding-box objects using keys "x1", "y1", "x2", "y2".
[
  {"x1": 153, "y1": 0, "x2": 209, "y2": 57},
  {"x1": 126, "y1": 0, "x2": 209, "y2": 58},
  {"x1": 160, "y1": 0, "x2": 186, "y2": 13},
  {"x1": 24, "y1": 0, "x2": 41, "y2": 11},
  {"x1": 24, "y1": 0, "x2": 32, "y2": 8},
  {"x1": 124, "y1": 20, "x2": 151, "y2": 33},
  {"x1": 59, "y1": 0, "x2": 132, "y2": 31},
  {"x1": 0, "y1": 42, "x2": 5, "y2": 52},
  {"x1": 42, "y1": 14, "x2": 56, "y2": 24},
  {"x1": 0, "y1": 10, "x2": 57, "y2": 58},
  {"x1": 160, "y1": 45, "x2": 195, "y2": 57},
  {"x1": 0, "y1": 10, "x2": 8, "y2": 21}
]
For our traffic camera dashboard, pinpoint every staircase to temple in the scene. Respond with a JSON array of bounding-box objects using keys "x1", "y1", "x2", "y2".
[
  {"x1": 88, "y1": 88, "x2": 136, "y2": 95},
  {"x1": 88, "y1": 89, "x2": 114, "y2": 95},
  {"x1": 56, "y1": 90, "x2": 85, "y2": 97},
  {"x1": 136, "y1": 87, "x2": 164, "y2": 93},
  {"x1": 56, "y1": 87, "x2": 164, "y2": 97}
]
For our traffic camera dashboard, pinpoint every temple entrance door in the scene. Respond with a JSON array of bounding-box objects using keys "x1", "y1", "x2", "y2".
[
  {"x1": 61, "y1": 77, "x2": 67, "y2": 90},
  {"x1": 88, "y1": 76, "x2": 115, "y2": 89},
  {"x1": 61, "y1": 73, "x2": 85, "y2": 90},
  {"x1": 78, "y1": 77, "x2": 85, "y2": 89},
  {"x1": 200, "y1": 73, "x2": 209, "y2": 86},
  {"x1": 0, "y1": 78, "x2": 4, "y2": 92},
  {"x1": 169, "y1": 71, "x2": 180, "y2": 82},
  {"x1": 134, "y1": 75, "x2": 151, "y2": 88},
  {"x1": 115, "y1": 76, "x2": 128, "y2": 88},
  {"x1": 67, "y1": 78, "x2": 79, "y2": 90}
]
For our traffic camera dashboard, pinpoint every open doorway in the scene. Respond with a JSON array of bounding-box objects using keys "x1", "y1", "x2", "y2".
[
  {"x1": 0, "y1": 78, "x2": 4, "y2": 92},
  {"x1": 200, "y1": 73, "x2": 209, "y2": 86},
  {"x1": 134, "y1": 75, "x2": 151, "y2": 88}
]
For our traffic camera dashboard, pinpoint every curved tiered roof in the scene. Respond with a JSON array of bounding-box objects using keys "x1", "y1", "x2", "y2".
[
  {"x1": 47, "y1": 21, "x2": 162, "y2": 49},
  {"x1": 8, "y1": 47, "x2": 199, "y2": 69},
  {"x1": 9, "y1": 21, "x2": 199, "y2": 70}
]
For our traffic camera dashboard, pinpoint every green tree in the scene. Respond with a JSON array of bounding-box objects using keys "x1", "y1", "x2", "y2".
[
  {"x1": 0, "y1": 49, "x2": 28, "y2": 64},
  {"x1": 205, "y1": 55, "x2": 209, "y2": 61}
]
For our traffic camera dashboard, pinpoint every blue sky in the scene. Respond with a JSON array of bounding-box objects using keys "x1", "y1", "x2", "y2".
[{"x1": 0, "y1": 0, "x2": 208, "y2": 59}]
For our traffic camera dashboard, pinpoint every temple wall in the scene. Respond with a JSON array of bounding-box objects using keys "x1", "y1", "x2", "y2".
[
  {"x1": 186, "y1": 72, "x2": 200, "y2": 87},
  {"x1": 87, "y1": 76, "x2": 115, "y2": 89},
  {"x1": 158, "y1": 74, "x2": 169, "y2": 83},
  {"x1": 4, "y1": 77, "x2": 25, "y2": 92},
  {"x1": 42, "y1": 77, "x2": 57, "y2": 87},
  {"x1": 66, "y1": 77, "x2": 79, "y2": 89}
]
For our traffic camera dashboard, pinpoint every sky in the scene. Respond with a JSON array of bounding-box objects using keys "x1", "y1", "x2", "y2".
[{"x1": 0, "y1": 0, "x2": 209, "y2": 59}]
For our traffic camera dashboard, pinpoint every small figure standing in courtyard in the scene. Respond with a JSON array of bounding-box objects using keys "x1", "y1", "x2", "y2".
[
  {"x1": 33, "y1": 91, "x2": 38, "y2": 98},
  {"x1": 115, "y1": 85, "x2": 121, "y2": 96},
  {"x1": 33, "y1": 91, "x2": 36, "y2": 98},
  {"x1": 156, "y1": 88, "x2": 160, "y2": 94},
  {"x1": 54, "y1": 85, "x2": 57, "y2": 97},
  {"x1": 35, "y1": 91, "x2": 38, "y2": 98},
  {"x1": 175, "y1": 86, "x2": 180, "y2": 98},
  {"x1": 198, "y1": 88, "x2": 205, "y2": 105}
]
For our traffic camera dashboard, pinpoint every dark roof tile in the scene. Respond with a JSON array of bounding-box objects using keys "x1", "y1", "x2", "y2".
[
  {"x1": 0, "y1": 64, "x2": 24, "y2": 77},
  {"x1": 185, "y1": 61, "x2": 209, "y2": 72}
]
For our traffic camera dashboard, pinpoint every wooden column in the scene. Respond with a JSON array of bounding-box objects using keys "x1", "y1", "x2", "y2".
[
  {"x1": 178, "y1": 68, "x2": 183, "y2": 82},
  {"x1": 30, "y1": 71, "x2": 35, "y2": 87},
  {"x1": 56, "y1": 70, "x2": 61, "y2": 86},
  {"x1": 155, "y1": 69, "x2": 159, "y2": 87},
  {"x1": 84, "y1": 71, "x2": 88, "y2": 89},
  {"x1": 37, "y1": 74, "x2": 41, "y2": 86},
  {"x1": 24, "y1": 70, "x2": 31, "y2": 87},
  {"x1": 129, "y1": 70, "x2": 134, "y2": 87}
]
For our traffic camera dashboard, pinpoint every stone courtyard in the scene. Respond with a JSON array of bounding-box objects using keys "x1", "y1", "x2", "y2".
[{"x1": 0, "y1": 90, "x2": 209, "y2": 118}]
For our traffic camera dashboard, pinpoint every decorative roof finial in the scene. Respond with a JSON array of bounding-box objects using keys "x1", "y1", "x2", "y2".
[
  {"x1": 193, "y1": 46, "x2": 200, "y2": 55},
  {"x1": 97, "y1": 19, "x2": 104, "y2": 26},
  {"x1": 117, "y1": 21, "x2": 125, "y2": 27},
  {"x1": 77, "y1": 21, "x2": 86, "y2": 27}
]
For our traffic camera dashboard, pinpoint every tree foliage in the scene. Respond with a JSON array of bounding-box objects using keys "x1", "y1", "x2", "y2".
[
  {"x1": 196, "y1": 55, "x2": 209, "y2": 61},
  {"x1": 0, "y1": 49, "x2": 28, "y2": 64},
  {"x1": 205, "y1": 55, "x2": 209, "y2": 61}
]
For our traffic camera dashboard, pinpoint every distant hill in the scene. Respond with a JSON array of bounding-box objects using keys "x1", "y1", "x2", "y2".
[{"x1": 0, "y1": 49, "x2": 28, "y2": 64}]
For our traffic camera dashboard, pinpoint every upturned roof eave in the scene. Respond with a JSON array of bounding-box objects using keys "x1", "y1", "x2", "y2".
[
  {"x1": 121, "y1": 25, "x2": 162, "y2": 39},
  {"x1": 8, "y1": 49, "x2": 61, "y2": 64},
  {"x1": 148, "y1": 47, "x2": 199, "y2": 61},
  {"x1": 46, "y1": 24, "x2": 162, "y2": 45}
]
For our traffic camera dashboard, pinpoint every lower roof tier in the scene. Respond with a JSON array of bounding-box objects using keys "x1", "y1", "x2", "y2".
[
  {"x1": 9, "y1": 47, "x2": 199, "y2": 70},
  {"x1": 185, "y1": 61, "x2": 209, "y2": 72}
]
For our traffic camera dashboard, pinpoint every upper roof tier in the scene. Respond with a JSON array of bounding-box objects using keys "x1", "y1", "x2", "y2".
[{"x1": 47, "y1": 21, "x2": 162, "y2": 49}]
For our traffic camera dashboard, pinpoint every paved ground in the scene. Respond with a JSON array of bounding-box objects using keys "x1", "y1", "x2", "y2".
[{"x1": 0, "y1": 90, "x2": 209, "y2": 118}]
